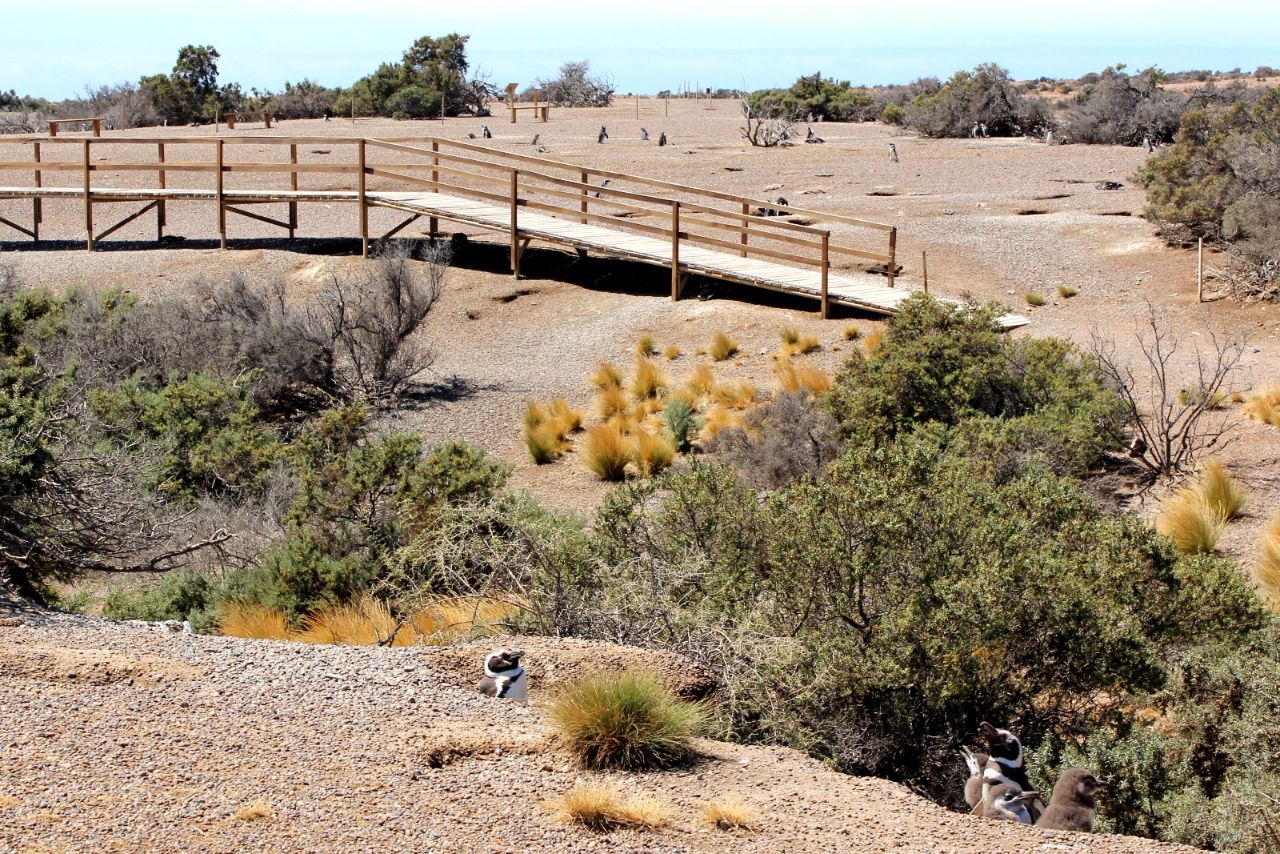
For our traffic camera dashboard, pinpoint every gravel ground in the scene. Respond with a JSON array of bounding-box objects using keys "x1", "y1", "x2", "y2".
[{"x1": 0, "y1": 609, "x2": 1197, "y2": 854}]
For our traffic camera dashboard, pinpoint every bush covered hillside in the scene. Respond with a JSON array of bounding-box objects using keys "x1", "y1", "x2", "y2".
[{"x1": 4, "y1": 249, "x2": 1279, "y2": 851}]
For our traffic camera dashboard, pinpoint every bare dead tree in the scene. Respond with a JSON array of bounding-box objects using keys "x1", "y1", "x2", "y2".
[
  {"x1": 740, "y1": 97, "x2": 796, "y2": 148},
  {"x1": 1090, "y1": 303, "x2": 1246, "y2": 479}
]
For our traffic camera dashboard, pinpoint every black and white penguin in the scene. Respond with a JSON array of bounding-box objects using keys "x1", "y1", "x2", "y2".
[
  {"x1": 968, "y1": 722, "x2": 1041, "y2": 820},
  {"x1": 482, "y1": 125, "x2": 492, "y2": 139},
  {"x1": 641, "y1": 127, "x2": 649, "y2": 141},
  {"x1": 658, "y1": 132, "x2": 667, "y2": 147},
  {"x1": 531, "y1": 133, "x2": 540, "y2": 147},
  {"x1": 594, "y1": 179, "x2": 611, "y2": 199},
  {"x1": 1037, "y1": 768, "x2": 1107, "y2": 833},
  {"x1": 477, "y1": 648, "x2": 527, "y2": 699},
  {"x1": 983, "y1": 781, "x2": 1039, "y2": 823},
  {"x1": 598, "y1": 125, "x2": 608, "y2": 143}
]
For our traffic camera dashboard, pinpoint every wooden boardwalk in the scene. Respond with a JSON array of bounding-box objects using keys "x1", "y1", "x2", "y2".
[{"x1": 0, "y1": 135, "x2": 1027, "y2": 327}]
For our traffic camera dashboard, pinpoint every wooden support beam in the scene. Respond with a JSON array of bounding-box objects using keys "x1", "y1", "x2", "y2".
[
  {"x1": 922, "y1": 251, "x2": 929, "y2": 293},
  {"x1": 289, "y1": 143, "x2": 298, "y2": 239},
  {"x1": 509, "y1": 169, "x2": 520, "y2": 276},
  {"x1": 358, "y1": 139, "x2": 368, "y2": 257},
  {"x1": 157, "y1": 142, "x2": 166, "y2": 241},
  {"x1": 380, "y1": 213, "x2": 421, "y2": 240},
  {"x1": 429, "y1": 140, "x2": 439, "y2": 236},
  {"x1": 94, "y1": 201, "x2": 160, "y2": 243},
  {"x1": 82, "y1": 140, "x2": 93, "y2": 250},
  {"x1": 32, "y1": 142, "x2": 41, "y2": 242},
  {"x1": 216, "y1": 139, "x2": 226, "y2": 249},
  {"x1": 1197, "y1": 237, "x2": 1204, "y2": 302},
  {"x1": 886, "y1": 227, "x2": 897, "y2": 288},
  {"x1": 224, "y1": 204, "x2": 291, "y2": 230},
  {"x1": 820, "y1": 231, "x2": 830, "y2": 319},
  {"x1": 740, "y1": 200, "x2": 749, "y2": 257},
  {"x1": 0, "y1": 214, "x2": 35, "y2": 239},
  {"x1": 580, "y1": 169, "x2": 588, "y2": 224},
  {"x1": 671, "y1": 200, "x2": 681, "y2": 301}
]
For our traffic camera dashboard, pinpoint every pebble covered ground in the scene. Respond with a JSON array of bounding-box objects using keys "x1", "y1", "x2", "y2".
[{"x1": 1, "y1": 603, "x2": 1197, "y2": 853}]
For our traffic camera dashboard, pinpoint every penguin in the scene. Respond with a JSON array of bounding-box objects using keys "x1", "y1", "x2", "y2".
[
  {"x1": 983, "y1": 782, "x2": 1040, "y2": 823},
  {"x1": 658, "y1": 132, "x2": 668, "y2": 147},
  {"x1": 594, "y1": 179, "x2": 611, "y2": 199},
  {"x1": 531, "y1": 133, "x2": 540, "y2": 147},
  {"x1": 598, "y1": 125, "x2": 608, "y2": 143},
  {"x1": 973, "y1": 722, "x2": 1042, "y2": 820},
  {"x1": 961, "y1": 746, "x2": 988, "y2": 810},
  {"x1": 482, "y1": 125, "x2": 492, "y2": 139},
  {"x1": 467, "y1": 133, "x2": 476, "y2": 139},
  {"x1": 641, "y1": 127, "x2": 649, "y2": 141},
  {"x1": 477, "y1": 648, "x2": 527, "y2": 699},
  {"x1": 1037, "y1": 768, "x2": 1107, "y2": 833}
]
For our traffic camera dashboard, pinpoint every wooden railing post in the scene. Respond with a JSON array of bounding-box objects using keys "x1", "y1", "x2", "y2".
[
  {"x1": 740, "y1": 200, "x2": 749, "y2": 257},
  {"x1": 216, "y1": 138, "x2": 226, "y2": 249},
  {"x1": 820, "y1": 231, "x2": 830, "y2": 319},
  {"x1": 358, "y1": 139, "x2": 368, "y2": 257},
  {"x1": 32, "y1": 142, "x2": 41, "y2": 242},
  {"x1": 579, "y1": 170, "x2": 588, "y2": 224},
  {"x1": 886, "y1": 226, "x2": 897, "y2": 288},
  {"x1": 671, "y1": 201, "x2": 680, "y2": 301},
  {"x1": 288, "y1": 143, "x2": 298, "y2": 239},
  {"x1": 82, "y1": 139, "x2": 92, "y2": 250},
  {"x1": 157, "y1": 142, "x2": 166, "y2": 242},
  {"x1": 429, "y1": 140, "x2": 439, "y2": 237},
  {"x1": 91, "y1": 118, "x2": 101, "y2": 138},
  {"x1": 509, "y1": 169, "x2": 520, "y2": 276}
]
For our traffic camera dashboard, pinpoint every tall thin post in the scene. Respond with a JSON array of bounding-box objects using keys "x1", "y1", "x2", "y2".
[
  {"x1": 32, "y1": 142, "x2": 41, "y2": 242},
  {"x1": 509, "y1": 169, "x2": 520, "y2": 276},
  {"x1": 82, "y1": 139, "x2": 93, "y2": 250},
  {"x1": 820, "y1": 231, "x2": 830, "y2": 319},
  {"x1": 922, "y1": 250, "x2": 929, "y2": 293},
  {"x1": 429, "y1": 140, "x2": 439, "y2": 237},
  {"x1": 1197, "y1": 237, "x2": 1204, "y2": 302},
  {"x1": 886, "y1": 227, "x2": 897, "y2": 287},
  {"x1": 580, "y1": 169, "x2": 589, "y2": 224},
  {"x1": 216, "y1": 138, "x2": 225, "y2": 249},
  {"x1": 635, "y1": 95, "x2": 639, "y2": 119},
  {"x1": 358, "y1": 139, "x2": 368, "y2": 257},
  {"x1": 664, "y1": 97, "x2": 669, "y2": 117},
  {"x1": 670, "y1": 201, "x2": 681, "y2": 301},
  {"x1": 157, "y1": 142, "x2": 166, "y2": 241},
  {"x1": 288, "y1": 143, "x2": 298, "y2": 239},
  {"x1": 740, "y1": 200, "x2": 749, "y2": 257}
]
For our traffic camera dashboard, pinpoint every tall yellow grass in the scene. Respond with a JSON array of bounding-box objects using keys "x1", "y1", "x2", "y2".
[
  {"x1": 597, "y1": 386, "x2": 629, "y2": 419},
  {"x1": 1199, "y1": 460, "x2": 1246, "y2": 521},
  {"x1": 863, "y1": 328, "x2": 884, "y2": 354},
  {"x1": 685, "y1": 364, "x2": 716, "y2": 398},
  {"x1": 630, "y1": 357, "x2": 668, "y2": 400},
  {"x1": 547, "y1": 398, "x2": 584, "y2": 433},
  {"x1": 218, "y1": 596, "x2": 515, "y2": 645},
  {"x1": 590, "y1": 362, "x2": 623, "y2": 391},
  {"x1": 584, "y1": 422, "x2": 631, "y2": 480},
  {"x1": 635, "y1": 335, "x2": 657, "y2": 357},
  {"x1": 775, "y1": 362, "x2": 831, "y2": 395},
  {"x1": 218, "y1": 604, "x2": 291, "y2": 640},
  {"x1": 631, "y1": 428, "x2": 676, "y2": 476},
  {"x1": 709, "y1": 331, "x2": 739, "y2": 361},
  {"x1": 702, "y1": 794, "x2": 758, "y2": 831},
  {"x1": 550, "y1": 785, "x2": 671, "y2": 831},
  {"x1": 1156, "y1": 489, "x2": 1223, "y2": 555},
  {"x1": 1244, "y1": 385, "x2": 1280, "y2": 426},
  {"x1": 1255, "y1": 514, "x2": 1280, "y2": 612}
]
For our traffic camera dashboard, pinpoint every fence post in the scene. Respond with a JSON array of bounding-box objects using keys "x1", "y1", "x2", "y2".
[
  {"x1": 820, "y1": 231, "x2": 830, "y2": 319},
  {"x1": 429, "y1": 140, "x2": 439, "y2": 237},
  {"x1": 886, "y1": 227, "x2": 897, "y2": 287},
  {"x1": 358, "y1": 139, "x2": 368, "y2": 257},
  {"x1": 157, "y1": 142, "x2": 166, "y2": 242},
  {"x1": 289, "y1": 143, "x2": 298, "y2": 239},
  {"x1": 82, "y1": 139, "x2": 93, "y2": 250},
  {"x1": 510, "y1": 169, "x2": 520, "y2": 276},
  {"x1": 671, "y1": 201, "x2": 681, "y2": 301},
  {"x1": 1197, "y1": 237, "x2": 1204, "y2": 302},
  {"x1": 580, "y1": 170, "x2": 589, "y2": 224},
  {"x1": 216, "y1": 138, "x2": 226, "y2": 249},
  {"x1": 32, "y1": 142, "x2": 41, "y2": 242},
  {"x1": 922, "y1": 250, "x2": 929, "y2": 293},
  {"x1": 740, "y1": 200, "x2": 749, "y2": 257}
]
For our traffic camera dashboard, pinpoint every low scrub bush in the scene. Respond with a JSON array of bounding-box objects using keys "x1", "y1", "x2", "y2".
[
  {"x1": 549, "y1": 670, "x2": 706, "y2": 769},
  {"x1": 1025, "y1": 292, "x2": 1047, "y2": 306}
]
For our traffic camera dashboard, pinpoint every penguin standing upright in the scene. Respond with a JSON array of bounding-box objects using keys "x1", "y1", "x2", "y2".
[
  {"x1": 477, "y1": 648, "x2": 527, "y2": 699},
  {"x1": 965, "y1": 722, "x2": 1041, "y2": 820},
  {"x1": 598, "y1": 125, "x2": 608, "y2": 143},
  {"x1": 1038, "y1": 768, "x2": 1107, "y2": 833},
  {"x1": 482, "y1": 125, "x2": 492, "y2": 139},
  {"x1": 640, "y1": 127, "x2": 649, "y2": 141},
  {"x1": 657, "y1": 132, "x2": 667, "y2": 147}
]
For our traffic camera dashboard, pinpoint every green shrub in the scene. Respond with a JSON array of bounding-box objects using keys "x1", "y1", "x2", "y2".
[
  {"x1": 102, "y1": 569, "x2": 219, "y2": 632},
  {"x1": 748, "y1": 73, "x2": 878, "y2": 122},
  {"x1": 662, "y1": 398, "x2": 700, "y2": 452},
  {"x1": 549, "y1": 670, "x2": 707, "y2": 769},
  {"x1": 1025, "y1": 292, "x2": 1047, "y2": 306},
  {"x1": 903, "y1": 63, "x2": 1041, "y2": 137}
]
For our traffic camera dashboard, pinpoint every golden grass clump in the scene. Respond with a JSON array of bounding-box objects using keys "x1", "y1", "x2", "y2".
[
  {"x1": 296, "y1": 595, "x2": 414, "y2": 646},
  {"x1": 1255, "y1": 514, "x2": 1280, "y2": 612},
  {"x1": 863, "y1": 328, "x2": 884, "y2": 354},
  {"x1": 549, "y1": 670, "x2": 706, "y2": 770},
  {"x1": 636, "y1": 335, "x2": 657, "y2": 357},
  {"x1": 702, "y1": 406, "x2": 746, "y2": 440},
  {"x1": 410, "y1": 596, "x2": 515, "y2": 643},
  {"x1": 1025, "y1": 292, "x2": 1047, "y2": 307},
  {"x1": 1199, "y1": 460, "x2": 1246, "y2": 522},
  {"x1": 779, "y1": 329, "x2": 820, "y2": 356},
  {"x1": 597, "y1": 386, "x2": 629, "y2": 419},
  {"x1": 781, "y1": 327, "x2": 801, "y2": 345},
  {"x1": 713, "y1": 381, "x2": 759, "y2": 411},
  {"x1": 1156, "y1": 489, "x2": 1223, "y2": 555},
  {"x1": 1058, "y1": 285, "x2": 1079, "y2": 298},
  {"x1": 630, "y1": 357, "x2": 668, "y2": 401},
  {"x1": 547, "y1": 398, "x2": 584, "y2": 433},
  {"x1": 630, "y1": 428, "x2": 676, "y2": 477},
  {"x1": 526, "y1": 422, "x2": 566, "y2": 464},
  {"x1": 843, "y1": 324, "x2": 861, "y2": 341},
  {"x1": 702, "y1": 794, "x2": 758, "y2": 832},
  {"x1": 663, "y1": 344, "x2": 681, "y2": 360},
  {"x1": 524, "y1": 400, "x2": 547, "y2": 430},
  {"x1": 218, "y1": 604, "x2": 291, "y2": 641},
  {"x1": 234, "y1": 799, "x2": 273, "y2": 822},
  {"x1": 685, "y1": 364, "x2": 716, "y2": 399},
  {"x1": 551, "y1": 785, "x2": 671, "y2": 831},
  {"x1": 775, "y1": 362, "x2": 831, "y2": 395},
  {"x1": 591, "y1": 361, "x2": 624, "y2": 391},
  {"x1": 584, "y1": 423, "x2": 631, "y2": 480},
  {"x1": 709, "y1": 331, "x2": 739, "y2": 361},
  {"x1": 1243, "y1": 385, "x2": 1280, "y2": 426}
]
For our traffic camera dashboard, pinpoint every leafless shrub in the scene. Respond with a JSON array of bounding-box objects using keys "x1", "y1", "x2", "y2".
[
  {"x1": 1089, "y1": 304, "x2": 1246, "y2": 479},
  {"x1": 710, "y1": 391, "x2": 841, "y2": 488},
  {"x1": 534, "y1": 61, "x2": 614, "y2": 107},
  {"x1": 740, "y1": 98, "x2": 796, "y2": 148}
]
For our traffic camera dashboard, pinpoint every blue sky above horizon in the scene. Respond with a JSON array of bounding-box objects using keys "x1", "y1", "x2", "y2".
[{"x1": 5, "y1": 0, "x2": 1278, "y2": 99}]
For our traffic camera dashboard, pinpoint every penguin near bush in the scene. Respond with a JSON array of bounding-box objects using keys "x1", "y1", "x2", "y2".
[
  {"x1": 1038, "y1": 768, "x2": 1107, "y2": 833},
  {"x1": 478, "y1": 648, "x2": 527, "y2": 700}
]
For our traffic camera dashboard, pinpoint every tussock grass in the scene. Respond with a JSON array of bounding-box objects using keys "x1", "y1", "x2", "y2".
[
  {"x1": 591, "y1": 362, "x2": 624, "y2": 391},
  {"x1": 218, "y1": 604, "x2": 291, "y2": 640},
  {"x1": 779, "y1": 329, "x2": 820, "y2": 356},
  {"x1": 409, "y1": 596, "x2": 515, "y2": 642},
  {"x1": 713, "y1": 381, "x2": 758, "y2": 411},
  {"x1": 843, "y1": 324, "x2": 862, "y2": 341},
  {"x1": 631, "y1": 429, "x2": 676, "y2": 477},
  {"x1": 597, "y1": 386, "x2": 629, "y2": 419},
  {"x1": 234, "y1": 799, "x2": 273, "y2": 822},
  {"x1": 549, "y1": 670, "x2": 706, "y2": 769},
  {"x1": 686, "y1": 364, "x2": 716, "y2": 399},
  {"x1": 776, "y1": 362, "x2": 831, "y2": 395},
  {"x1": 547, "y1": 398, "x2": 584, "y2": 433},
  {"x1": 702, "y1": 406, "x2": 747, "y2": 440},
  {"x1": 524, "y1": 400, "x2": 547, "y2": 430},
  {"x1": 863, "y1": 328, "x2": 883, "y2": 354},
  {"x1": 297, "y1": 595, "x2": 412, "y2": 646},
  {"x1": 630, "y1": 357, "x2": 668, "y2": 401},
  {"x1": 1255, "y1": 514, "x2": 1280, "y2": 612},
  {"x1": 1157, "y1": 490, "x2": 1223, "y2": 555},
  {"x1": 526, "y1": 422, "x2": 566, "y2": 464},
  {"x1": 1244, "y1": 386, "x2": 1280, "y2": 426},
  {"x1": 1200, "y1": 460, "x2": 1246, "y2": 521},
  {"x1": 636, "y1": 335, "x2": 657, "y2": 357},
  {"x1": 584, "y1": 423, "x2": 631, "y2": 480},
  {"x1": 663, "y1": 345, "x2": 681, "y2": 360},
  {"x1": 1178, "y1": 387, "x2": 1230, "y2": 409},
  {"x1": 551, "y1": 785, "x2": 671, "y2": 831},
  {"x1": 709, "y1": 331, "x2": 739, "y2": 361},
  {"x1": 781, "y1": 327, "x2": 801, "y2": 346},
  {"x1": 1025, "y1": 292, "x2": 1047, "y2": 307},
  {"x1": 702, "y1": 794, "x2": 758, "y2": 831},
  {"x1": 1058, "y1": 285, "x2": 1079, "y2": 298}
]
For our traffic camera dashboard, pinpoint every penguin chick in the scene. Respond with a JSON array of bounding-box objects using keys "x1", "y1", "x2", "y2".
[
  {"x1": 1038, "y1": 768, "x2": 1107, "y2": 833},
  {"x1": 961, "y1": 746, "x2": 989, "y2": 811},
  {"x1": 984, "y1": 782, "x2": 1040, "y2": 824},
  {"x1": 477, "y1": 648, "x2": 527, "y2": 699}
]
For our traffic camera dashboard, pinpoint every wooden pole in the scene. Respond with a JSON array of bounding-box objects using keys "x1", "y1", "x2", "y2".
[
  {"x1": 635, "y1": 95, "x2": 640, "y2": 120},
  {"x1": 157, "y1": 142, "x2": 166, "y2": 241},
  {"x1": 82, "y1": 139, "x2": 92, "y2": 250},
  {"x1": 1197, "y1": 237, "x2": 1204, "y2": 302},
  {"x1": 49, "y1": 121, "x2": 58, "y2": 138},
  {"x1": 288, "y1": 143, "x2": 298, "y2": 239},
  {"x1": 92, "y1": 118, "x2": 101, "y2": 138},
  {"x1": 32, "y1": 142, "x2": 41, "y2": 242},
  {"x1": 664, "y1": 97, "x2": 669, "y2": 117},
  {"x1": 820, "y1": 231, "x2": 830, "y2": 319},
  {"x1": 922, "y1": 250, "x2": 929, "y2": 293},
  {"x1": 740, "y1": 201, "x2": 749, "y2": 257},
  {"x1": 509, "y1": 169, "x2": 520, "y2": 276},
  {"x1": 358, "y1": 139, "x2": 368, "y2": 257},
  {"x1": 429, "y1": 140, "x2": 439, "y2": 237},
  {"x1": 671, "y1": 201, "x2": 680, "y2": 301},
  {"x1": 216, "y1": 138, "x2": 225, "y2": 249},
  {"x1": 580, "y1": 169, "x2": 588, "y2": 224},
  {"x1": 886, "y1": 227, "x2": 897, "y2": 287}
]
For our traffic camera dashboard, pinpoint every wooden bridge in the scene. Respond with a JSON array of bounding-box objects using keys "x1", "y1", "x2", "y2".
[{"x1": 0, "y1": 134, "x2": 1026, "y2": 325}]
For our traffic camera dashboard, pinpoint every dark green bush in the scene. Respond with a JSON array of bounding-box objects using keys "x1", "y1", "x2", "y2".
[
  {"x1": 101, "y1": 569, "x2": 219, "y2": 632},
  {"x1": 903, "y1": 63, "x2": 1037, "y2": 137},
  {"x1": 748, "y1": 73, "x2": 877, "y2": 122}
]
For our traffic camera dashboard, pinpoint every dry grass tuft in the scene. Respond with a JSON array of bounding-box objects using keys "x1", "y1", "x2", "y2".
[
  {"x1": 1244, "y1": 385, "x2": 1280, "y2": 426},
  {"x1": 1178, "y1": 387, "x2": 1230, "y2": 409},
  {"x1": 1157, "y1": 490, "x2": 1223, "y2": 555},
  {"x1": 843, "y1": 324, "x2": 862, "y2": 341},
  {"x1": 235, "y1": 799, "x2": 273, "y2": 822},
  {"x1": 410, "y1": 596, "x2": 515, "y2": 643},
  {"x1": 526, "y1": 422, "x2": 566, "y2": 464},
  {"x1": 630, "y1": 357, "x2": 668, "y2": 401},
  {"x1": 663, "y1": 344, "x2": 681, "y2": 360},
  {"x1": 591, "y1": 362, "x2": 624, "y2": 391},
  {"x1": 552, "y1": 785, "x2": 671, "y2": 831},
  {"x1": 780, "y1": 327, "x2": 801, "y2": 345},
  {"x1": 630, "y1": 428, "x2": 676, "y2": 477},
  {"x1": 686, "y1": 364, "x2": 716, "y2": 399},
  {"x1": 524, "y1": 400, "x2": 547, "y2": 430},
  {"x1": 863, "y1": 328, "x2": 884, "y2": 354},
  {"x1": 775, "y1": 362, "x2": 831, "y2": 395},
  {"x1": 1025, "y1": 292, "x2": 1047, "y2": 307},
  {"x1": 1058, "y1": 285, "x2": 1079, "y2": 298},
  {"x1": 218, "y1": 604, "x2": 291, "y2": 641},
  {"x1": 713, "y1": 381, "x2": 759, "y2": 411},
  {"x1": 1255, "y1": 515, "x2": 1280, "y2": 612},
  {"x1": 702, "y1": 794, "x2": 759, "y2": 831},
  {"x1": 1199, "y1": 460, "x2": 1246, "y2": 521},
  {"x1": 297, "y1": 596, "x2": 412, "y2": 646},
  {"x1": 702, "y1": 406, "x2": 747, "y2": 440},
  {"x1": 547, "y1": 398, "x2": 584, "y2": 433},
  {"x1": 709, "y1": 331, "x2": 739, "y2": 361},
  {"x1": 584, "y1": 423, "x2": 631, "y2": 480},
  {"x1": 636, "y1": 335, "x2": 657, "y2": 357},
  {"x1": 597, "y1": 386, "x2": 629, "y2": 419}
]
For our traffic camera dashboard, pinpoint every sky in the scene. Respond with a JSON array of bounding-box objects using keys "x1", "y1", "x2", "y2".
[{"x1": 4, "y1": 0, "x2": 1279, "y2": 99}]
